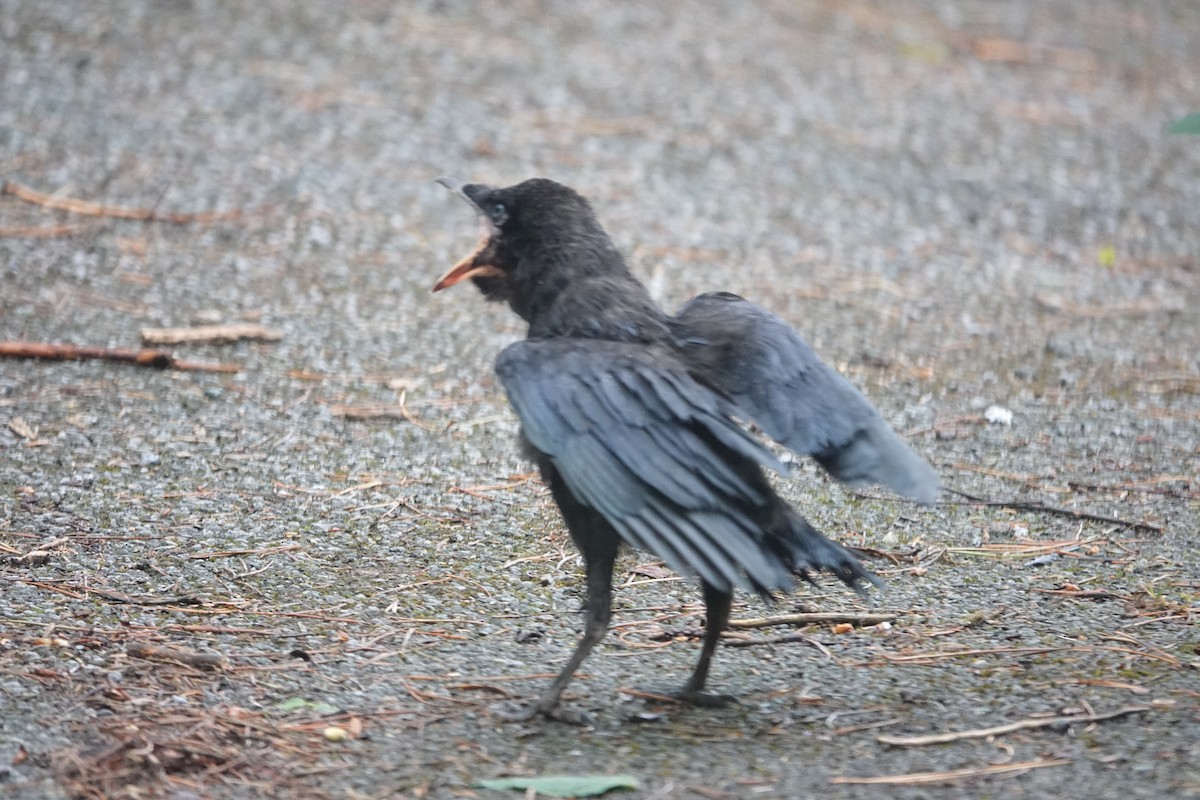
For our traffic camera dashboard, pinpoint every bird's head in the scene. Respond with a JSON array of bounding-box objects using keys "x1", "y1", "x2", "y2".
[{"x1": 432, "y1": 177, "x2": 620, "y2": 309}]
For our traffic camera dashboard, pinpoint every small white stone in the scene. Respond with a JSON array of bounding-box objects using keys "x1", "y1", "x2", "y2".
[{"x1": 984, "y1": 405, "x2": 1013, "y2": 425}]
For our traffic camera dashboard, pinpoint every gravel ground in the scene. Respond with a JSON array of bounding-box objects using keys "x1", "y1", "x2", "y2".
[{"x1": 1, "y1": 1, "x2": 1197, "y2": 798}]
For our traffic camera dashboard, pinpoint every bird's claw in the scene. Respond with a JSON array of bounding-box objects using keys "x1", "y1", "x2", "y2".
[
  {"x1": 642, "y1": 688, "x2": 742, "y2": 708},
  {"x1": 491, "y1": 699, "x2": 595, "y2": 726},
  {"x1": 679, "y1": 691, "x2": 740, "y2": 708}
]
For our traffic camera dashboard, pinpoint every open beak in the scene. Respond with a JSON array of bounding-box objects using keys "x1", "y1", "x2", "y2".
[
  {"x1": 433, "y1": 177, "x2": 504, "y2": 292},
  {"x1": 435, "y1": 176, "x2": 469, "y2": 196}
]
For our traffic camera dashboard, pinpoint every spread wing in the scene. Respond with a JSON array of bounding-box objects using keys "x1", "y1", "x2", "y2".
[
  {"x1": 495, "y1": 338, "x2": 798, "y2": 597},
  {"x1": 673, "y1": 292, "x2": 940, "y2": 505}
]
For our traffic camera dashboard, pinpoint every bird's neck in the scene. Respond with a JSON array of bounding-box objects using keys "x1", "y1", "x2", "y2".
[{"x1": 513, "y1": 249, "x2": 671, "y2": 343}]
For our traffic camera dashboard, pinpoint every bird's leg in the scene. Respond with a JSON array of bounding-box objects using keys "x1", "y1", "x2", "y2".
[
  {"x1": 649, "y1": 582, "x2": 739, "y2": 708},
  {"x1": 523, "y1": 550, "x2": 614, "y2": 724},
  {"x1": 495, "y1": 484, "x2": 618, "y2": 725}
]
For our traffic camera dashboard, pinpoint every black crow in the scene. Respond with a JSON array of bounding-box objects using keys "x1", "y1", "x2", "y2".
[{"x1": 433, "y1": 178, "x2": 938, "y2": 723}]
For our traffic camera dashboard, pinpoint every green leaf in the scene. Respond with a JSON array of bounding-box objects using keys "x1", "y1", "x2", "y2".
[
  {"x1": 1166, "y1": 113, "x2": 1200, "y2": 135},
  {"x1": 477, "y1": 774, "x2": 639, "y2": 797}
]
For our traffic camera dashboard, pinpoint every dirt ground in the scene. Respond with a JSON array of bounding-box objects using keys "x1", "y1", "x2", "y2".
[{"x1": 1, "y1": 1, "x2": 1197, "y2": 798}]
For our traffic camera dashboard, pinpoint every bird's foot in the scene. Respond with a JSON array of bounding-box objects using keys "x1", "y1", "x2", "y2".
[
  {"x1": 492, "y1": 699, "x2": 595, "y2": 726},
  {"x1": 641, "y1": 687, "x2": 741, "y2": 708},
  {"x1": 678, "y1": 690, "x2": 740, "y2": 708}
]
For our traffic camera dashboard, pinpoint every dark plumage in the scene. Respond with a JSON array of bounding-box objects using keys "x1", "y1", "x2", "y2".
[{"x1": 433, "y1": 177, "x2": 939, "y2": 723}]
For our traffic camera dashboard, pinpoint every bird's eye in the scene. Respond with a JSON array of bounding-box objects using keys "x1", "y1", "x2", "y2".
[{"x1": 489, "y1": 202, "x2": 508, "y2": 225}]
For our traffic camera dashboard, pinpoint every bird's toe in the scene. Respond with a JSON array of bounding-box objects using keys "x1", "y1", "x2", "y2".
[
  {"x1": 678, "y1": 690, "x2": 740, "y2": 708},
  {"x1": 491, "y1": 699, "x2": 540, "y2": 722},
  {"x1": 491, "y1": 699, "x2": 595, "y2": 726},
  {"x1": 543, "y1": 705, "x2": 596, "y2": 726},
  {"x1": 640, "y1": 687, "x2": 742, "y2": 708},
  {"x1": 671, "y1": 689, "x2": 741, "y2": 708}
]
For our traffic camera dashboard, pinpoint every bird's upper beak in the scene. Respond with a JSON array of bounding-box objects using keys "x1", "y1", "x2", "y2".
[{"x1": 433, "y1": 177, "x2": 504, "y2": 292}]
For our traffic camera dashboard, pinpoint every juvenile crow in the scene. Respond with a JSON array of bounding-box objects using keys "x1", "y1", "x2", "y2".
[{"x1": 433, "y1": 178, "x2": 938, "y2": 723}]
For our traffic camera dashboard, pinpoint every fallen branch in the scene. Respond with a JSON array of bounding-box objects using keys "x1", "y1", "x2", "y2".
[
  {"x1": 0, "y1": 341, "x2": 239, "y2": 373},
  {"x1": 727, "y1": 612, "x2": 899, "y2": 629},
  {"x1": 830, "y1": 758, "x2": 1070, "y2": 786},
  {"x1": 2, "y1": 180, "x2": 244, "y2": 224},
  {"x1": 944, "y1": 488, "x2": 1164, "y2": 533},
  {"x1": 140, "y1": 323, "x2": 282, "y2": 346},
  {"x1": 876, "y1": 704, "x2": 1152, "y2": 747}
]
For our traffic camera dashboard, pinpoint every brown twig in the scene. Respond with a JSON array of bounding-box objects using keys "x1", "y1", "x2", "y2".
[
  {"x1": 902, "y1": 413, "x2": 987, "y2": 438},
  {"x1": 944, "y1": 488, "x2": 1164, "y2": 533},
  {"x1": 946, "y1": 539, "x2": 1103, "y2": 559},
  {"x1": 2, "y1": 180, "x2": 244, "y2": 224},
  {"x1": 829, "y1": 717, "x2": 903, "y2": 736},
  {"x1": 876, "y1": 704, "x2": 1151, "y2": 747},
  {"x1": 186, "y1": 543, "x2": 303, "y2": 560},
  {"x1": 14, "y1": 580, "x2": 207, "y2": 607},
  {"x1": 0, "y1": 222, "x2": 95, "y2": 238},
  {"x1": 871, "y1": 645, "x2": 1071, "y2": 665},
  {"x1": 0, "y1": 340, "x2": 240, "y2": 373},
  {"x1": 720, "y1": 632, "x2": 837, "y2": 659},
  {"x1": 830, "y1": 758, "x2": 1071, "y2": 786},
  {"x1": 1059, "y1": 679, "x2": 1150, "y2": 695},
  {"x1": 1031, "y1": 587, "x2": 1123, "y2": 600},
  {"x1": 327, "y1": 398, "x2": 429, "y2": 429},
  {"x1": 1068, "y1": 477, "x2": 1197, "y2": 500}
]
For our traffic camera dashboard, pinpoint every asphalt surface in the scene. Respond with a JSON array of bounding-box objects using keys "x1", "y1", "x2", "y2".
[{"x1": 1, "y1": 2, "x2": 1198, "y2": 798}]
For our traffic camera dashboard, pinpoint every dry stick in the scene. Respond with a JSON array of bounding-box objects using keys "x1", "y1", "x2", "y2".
[
  {"x1": 876, "y1": 704, "x2": 1152, "y2": 747},
  {"x1": 329, "y1": 403, "x2": 415, "y2": 420},
  {"x1": 1031, "y1": 588, "x2": 1123, "y2": 600},
  {"x1": 0, "y1": 223, "x2": 94, "y2": 238},
  {"x1": 1068, "y1": 477, "x2": 1197, "y2": 500},
  {"x1": 727, "y1": 611, "x2": 899, "y2": 630},
  {"x1": 0, "y1": 341, "x2": 240, "y2": 373},
  {"x1": 944, "y1": 487, "x2": 1164, "y2": 533},
  {"x1": 186, "y1": 543, "x2": 302, "y2": 560},
  {"x1": 66, "y1": 584, "x2": 204, "y2": 607},
  {"x1": 874, "y1": 645, "x2": 1072, "y2": 665},
  {"x1": 140, "y1": 323, "x2": 283, "y2": 346},
  {"x1": 328, "y1": 396, "x2": 433, "y2": 430},
  {"x1": 12, "y1": 579, "x2": 210, "y2": 607},
  {"x1": 2, "y1": 179, "x2": 244, "y2": 224},
  {"x1": 830, "y1": 758, "x2": 1071, "y2": 786},
  {"x1": 721, "y1": 633, "x2": 835, "y2": 656}
]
